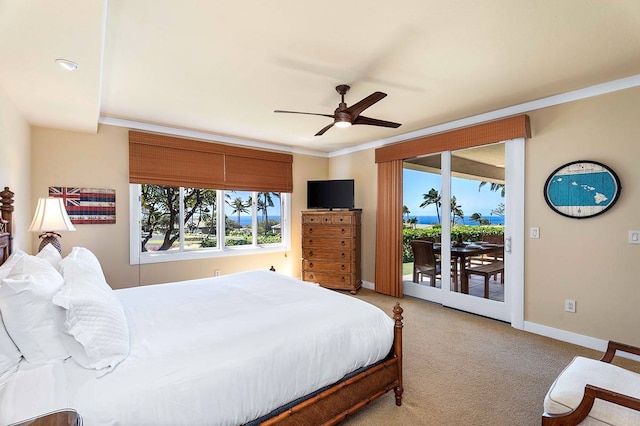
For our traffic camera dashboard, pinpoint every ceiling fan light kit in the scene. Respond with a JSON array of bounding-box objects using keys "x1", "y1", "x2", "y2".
[{"x1": 274, "y1": 84, "x2": 401, "y2": 136}]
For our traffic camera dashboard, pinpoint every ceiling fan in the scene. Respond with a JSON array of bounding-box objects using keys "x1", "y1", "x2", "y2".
[{"x1": 274, "y1": 85, "x2": 401, "y2": 136}]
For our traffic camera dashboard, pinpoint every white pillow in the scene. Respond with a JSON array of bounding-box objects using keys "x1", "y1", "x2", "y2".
[
  {"x1": 59, "y1": 247, "x2": 106, "y2": 285},
  {"x1": 0, "y1": 256, "x2": 68, "y2": 364},
  {"x1": 0, "y1": 313, "x2": 21, "y2": 383},
  {"x1": 53, "y1": 258, "x2": 129, "y2": 376},
  {"x1": 0, "y1": 249, "x2": 27, "y2": 279},
  {"x1": 35, "y1": 244, "x2": 63, "y2": 268}
]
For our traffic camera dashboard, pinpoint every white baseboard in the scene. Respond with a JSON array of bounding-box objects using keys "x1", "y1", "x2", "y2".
[
  {"x1": 524, "y1": 321, "x2": 640, "y2": 362},
  {"x1": 361, "y1": 280, "x2": 375, "y2": 290}
]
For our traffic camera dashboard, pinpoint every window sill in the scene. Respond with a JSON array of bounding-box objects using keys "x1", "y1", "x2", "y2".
[{"x1": 131, "y1": 244, "x2": 289, "y2": 265}]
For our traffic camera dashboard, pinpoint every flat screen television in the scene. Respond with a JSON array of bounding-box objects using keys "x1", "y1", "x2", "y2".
[{"x1": 307, "y1": 179, "x2": 355, "y2": 210}]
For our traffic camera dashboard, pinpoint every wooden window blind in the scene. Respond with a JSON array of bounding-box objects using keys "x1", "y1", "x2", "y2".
[
  {"x1": 373, "y1": 115, "x2": 530, "y2": 296},
  {"x1": 129, "y1": 131, "x2": 293, "y2": 192}
]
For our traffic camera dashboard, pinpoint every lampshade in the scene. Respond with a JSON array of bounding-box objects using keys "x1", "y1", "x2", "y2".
[
  {"x1": 29, "y1": 198, "x2": 76, "y2": 253},
  {"x1": 29, "y1": 198, "x2": 76, "y2": 233}
]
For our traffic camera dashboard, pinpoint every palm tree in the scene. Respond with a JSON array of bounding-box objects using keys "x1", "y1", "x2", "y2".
[
  {"x1": 451, "y1": 196, "x2": 464, "y2": 225},
  {"x1": 228, "y1": 197, "x2": 250, "y2": 227},
  {"x1": 257, "y1": 192, "x2": 280, "y2": 232},
  {"x1": 419, "y1": 188, "x2": 442, "y2": 224},
  {"x1": 479, "y1": 181, "x2": 505, "y2": 197},
  {"x1": 402, "y1": 205, "x2": 411, "y2": 225}
]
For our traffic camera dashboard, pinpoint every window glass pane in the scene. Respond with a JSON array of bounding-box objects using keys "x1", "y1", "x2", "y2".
[
  {"x1": 186, "y1": 188, "x2": 217, "y2": 249},
  {"x1": 141, "y1": 184, "x2": 180, "y2": 252},
  {"x1": 224, "y1": 191, "x2": 253, "y2": 246},
  {"x1": 257, "y1": 192, "x2": 282, "y2": 244}
]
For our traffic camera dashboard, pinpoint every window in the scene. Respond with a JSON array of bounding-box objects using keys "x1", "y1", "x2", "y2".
[{"x1": 130, "y1": 184, "x2": 290, "y2": 264}]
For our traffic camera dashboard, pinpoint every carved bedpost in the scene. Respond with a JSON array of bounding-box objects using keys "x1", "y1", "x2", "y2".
[
  {"x1": 0, "y1": 187, "x2": 14, "y2": 254},
  {"x1": 393, "y1": 302, "x2": 404, "y2": 406}
]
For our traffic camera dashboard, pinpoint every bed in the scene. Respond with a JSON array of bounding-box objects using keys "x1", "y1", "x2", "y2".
[{"x1": 0, "y1": 187, "x2": 403, "y2": 425}]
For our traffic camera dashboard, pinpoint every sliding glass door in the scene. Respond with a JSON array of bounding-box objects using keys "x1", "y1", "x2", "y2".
[{"x1": 402, "y1": 139, "x2": 524, "y2": 324}]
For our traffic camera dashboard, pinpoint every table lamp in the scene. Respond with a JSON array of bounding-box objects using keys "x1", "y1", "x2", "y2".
[{"x1": 29, "y1": 197, "x2": 76, "y2": 253}]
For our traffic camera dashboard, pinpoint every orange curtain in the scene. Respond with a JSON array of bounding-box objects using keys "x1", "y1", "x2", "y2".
[{"x1": 375, "y1": 159, "x2": 404, "y2": 297}]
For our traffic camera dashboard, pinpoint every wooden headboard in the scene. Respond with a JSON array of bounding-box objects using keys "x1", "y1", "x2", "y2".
[{"x1": 0, "y1": 187, "x2": 14, "y2": 265}]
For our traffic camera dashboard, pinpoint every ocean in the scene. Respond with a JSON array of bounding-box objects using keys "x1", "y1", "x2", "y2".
[
  {"x1": 408, "y1": 215, "x2": 504, "y2": 225},
  {"x1": 235, "y1": 215, "x2": 504, "y2": 226}
]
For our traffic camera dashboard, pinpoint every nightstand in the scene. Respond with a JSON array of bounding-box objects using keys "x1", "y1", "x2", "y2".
[{"x1": 9, "y1": 409, "x2": 82, "y2": 426}]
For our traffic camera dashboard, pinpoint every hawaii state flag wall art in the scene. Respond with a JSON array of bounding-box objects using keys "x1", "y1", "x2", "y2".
[{"x1": 48, "y1": 187, "x2": 116, "y2": 224}]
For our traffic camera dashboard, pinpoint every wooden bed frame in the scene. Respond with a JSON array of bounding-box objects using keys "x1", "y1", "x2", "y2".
[{"x1": 0, "y1": 187, "x2": 404, "y2": 425}]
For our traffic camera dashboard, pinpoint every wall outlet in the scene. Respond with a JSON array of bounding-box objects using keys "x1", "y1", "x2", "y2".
[
  {"x1": 565, "y1": 299, "x2": 576, "y2": 313},
  {"x1": 214, "y1": 269, "x2": 221, "y2": 277}
]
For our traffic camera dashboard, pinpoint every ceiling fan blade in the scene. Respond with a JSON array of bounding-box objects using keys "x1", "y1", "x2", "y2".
[
  {"x1": 352, "y1": 115, "x2": 401, "y2": 128},
  {"x1": 344, "y1": 92, "x2": 387, "y2": 118},
  {"x1": 315, "y1": 123, "x2": 334, "y2": 136},
  {"x1": 274, "y1": 110, "x2": 334, "y2": 119}
]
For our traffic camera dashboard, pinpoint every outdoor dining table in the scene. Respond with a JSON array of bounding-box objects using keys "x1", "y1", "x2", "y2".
[{"x1": 433, "y1": 243, "x2": 504, "y2": 293}]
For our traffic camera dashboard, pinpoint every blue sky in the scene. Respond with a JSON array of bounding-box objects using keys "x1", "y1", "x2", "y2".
[{"x1": 403, "y1": 168, "x2": 504, "y2": 217}]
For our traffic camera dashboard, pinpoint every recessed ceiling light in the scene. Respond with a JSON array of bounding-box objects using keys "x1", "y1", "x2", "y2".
[{"x1": 55, "y1": 58, "x2": 79, "y2": 71}]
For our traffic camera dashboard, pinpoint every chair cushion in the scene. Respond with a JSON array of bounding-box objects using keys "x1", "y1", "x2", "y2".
[{"x1": 544, "y1": 356, "x2": 640, "y2": 425}]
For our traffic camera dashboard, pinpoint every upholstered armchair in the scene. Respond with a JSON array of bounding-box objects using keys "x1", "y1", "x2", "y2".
[{"x1": 542, "y1": 341, "x2": 640, "y2": 425}]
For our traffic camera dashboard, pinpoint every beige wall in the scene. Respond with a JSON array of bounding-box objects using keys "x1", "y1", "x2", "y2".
[
  {"x1": 525, "y1": 86, "x2": 640, "y2": 346},
  {"x1": 30, "y1": 125, "x2": 328, "y2": 288},
  {"x1": 0, "y1": 86, "x2": 31, "y2": 251},
  {"x1": 328, "y1": 150, "x2": 377, "y2": 283}
]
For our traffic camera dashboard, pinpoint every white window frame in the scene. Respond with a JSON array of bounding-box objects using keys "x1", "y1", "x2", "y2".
[{"x1": 129, "y1": 184, "x2": 291, "y2": 265}]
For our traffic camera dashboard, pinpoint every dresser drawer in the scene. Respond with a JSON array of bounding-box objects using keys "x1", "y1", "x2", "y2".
[
  {"x1": 302, "y1": 237, "x2": 352, "y2": 250},
  {"x1": 303, "y1": 224, "x2": 353, "y2": 238},
  {"x1": 302, "y1": 247, "x2": 352, "y2": 261},
  {"x1": 303, "y1": 259, "x2": 351, "y2": 273},
  {"x1": 302, "y1": 214, "x2": 333, "y2": 224},
  {"x1": 302, "y1": 271, "x2": 355, "y2": 288},
  {"x1": 331, "y1": 214, "x2": 353, "y2": 224}
]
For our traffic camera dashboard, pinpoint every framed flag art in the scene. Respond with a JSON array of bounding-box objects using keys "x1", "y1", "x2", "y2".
[{"x1": 48, "y1": 187, "x2": 116, "y2": 224}]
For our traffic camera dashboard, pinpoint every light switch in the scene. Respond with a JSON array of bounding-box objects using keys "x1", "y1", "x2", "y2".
[
  {"x1": 630, "y1": 231, "x2": 640, "y2": 244},
  {"x1": 530, "y1": 227, "x2": 540, "y2": 239}
]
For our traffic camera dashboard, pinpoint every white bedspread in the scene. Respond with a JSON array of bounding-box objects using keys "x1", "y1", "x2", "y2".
[{"x1": 0, "y1": 270, "x2": 394, "y2": 425}]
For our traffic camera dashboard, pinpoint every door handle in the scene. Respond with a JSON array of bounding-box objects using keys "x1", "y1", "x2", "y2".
[{"x1": 505, "y1": 236, "x2": 512, "y2": 254}]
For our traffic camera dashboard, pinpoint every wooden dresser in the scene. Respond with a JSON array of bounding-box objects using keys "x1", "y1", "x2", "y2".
[{"x1": 301, "y1": 210, "x2": 362, "y2": 294}]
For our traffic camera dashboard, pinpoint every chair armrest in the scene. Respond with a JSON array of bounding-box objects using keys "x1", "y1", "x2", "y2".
[
  {"x1": 600, "y1": 341, "x2": 640, "y2": 363},
  {"x1": 542, "y1": 384, "x2": 640, "y2": 425}
]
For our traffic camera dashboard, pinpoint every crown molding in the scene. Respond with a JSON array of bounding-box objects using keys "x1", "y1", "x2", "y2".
[{"x1": 98, "y1": 116, "x2": 329, "y2": 158}]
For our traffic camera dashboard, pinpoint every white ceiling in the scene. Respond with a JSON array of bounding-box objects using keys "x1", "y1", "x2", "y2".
[{"x1": 2, "y1": 0, "x2": 640, "y2": 154}]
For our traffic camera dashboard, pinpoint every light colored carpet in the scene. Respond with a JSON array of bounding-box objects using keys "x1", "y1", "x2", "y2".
[{"x1": 340, "y1": 288, "x2": 639, "y2": 426}]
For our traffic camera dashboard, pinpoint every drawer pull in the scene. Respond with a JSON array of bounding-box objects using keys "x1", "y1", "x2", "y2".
[
  {"x1": 309, "y1": 227, "x2": 313, "y2": 234},
  {"x1": 309, "y1": 274, "x2": 314, "y2": 279},
  {"x1": 341, "y1": 253, "x2": 345, "y2": 258},
  {"x1": 308, "y1": 239, "x2": 313, "y2": 245},
  {"x1": 309, "y1": 262, "x2": 314, "y2": 268},
  {"x1": 341, "y1": 264, "x2": 346, "y2": 270},
  {"x1": 341, "y1": 276, "x2": 345, "y2": 282},
  {"x1": 341, "y1": 228, "x2": 346, "y2": 234},
  {"x1": 309, "y1": 251, "x2": 314, "y2": 257},
  {"x1": 341, "y1": 241, "x2": 345, "y2": 246}
]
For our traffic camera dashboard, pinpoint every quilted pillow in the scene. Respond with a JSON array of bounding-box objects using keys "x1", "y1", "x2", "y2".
[
  {"x1": 0, "y1": 255, "x2": 69, "y2": 364},
  {"x1": 53, "y1": 257, "x2": 130, "y2": 376}
]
